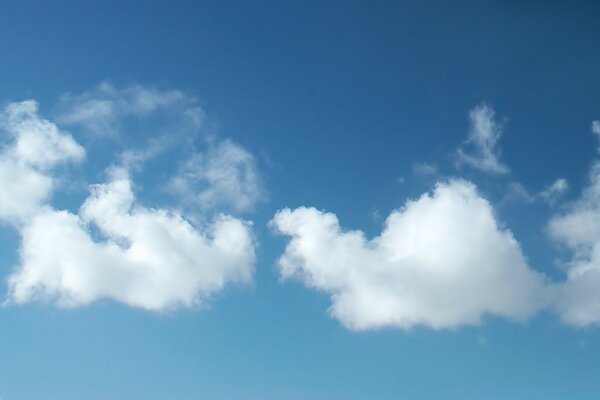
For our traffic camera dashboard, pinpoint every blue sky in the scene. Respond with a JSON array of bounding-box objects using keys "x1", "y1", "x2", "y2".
[{"x1": 1, "y1": 1, "x2": 600, "y2": 399}]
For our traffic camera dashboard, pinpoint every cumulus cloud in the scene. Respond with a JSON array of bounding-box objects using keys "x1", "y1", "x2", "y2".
[
  {"x1": 8, "y1": 168, "x2": 254, "y2": 310},
  {"x1": 548, "y1": 162, "x2": 600, "y2": 326},
  {"x1": 168, "y1": 139, "x2": 264, "y2": 213},
  {"x1": 0, "y1": 89, "x2": 258, "y2": 311},
  {"x1": 457, "y1": 103, "x2": 509, "y2": 174},
  {"x1": 0, "y1": 101, "x2": 84, "y2": 223},
  {"x1": 270, "y1": 180, "x2": 548, "y2": 330},
  {"x1": 544, "y1": 123, "x2": 600, "y2": 327}
]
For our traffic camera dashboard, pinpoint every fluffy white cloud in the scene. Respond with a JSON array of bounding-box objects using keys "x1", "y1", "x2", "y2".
[
  {"x1": 8, "y1": 169, "x2": 255, "y2": 310},
  {"x1": 270, "y1": 180, "x2": 548, "y2": 330},
  {"x1": 168, "y1": 139, "x2": 264, "y2": 213},
  {"x1": 548, "y1": 163, "x2": 600, "y2": 326},
  {"x1": 0, "y1": 91, "x2": 258, "y2": 311},
  {"x1": 0, "y1": 101, "x2": 84, "y2": 223},
  {"x1": 457, "y1": 103, "x2": 509, "y2": 174}
]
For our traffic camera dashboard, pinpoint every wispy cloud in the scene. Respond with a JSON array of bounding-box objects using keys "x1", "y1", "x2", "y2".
[
  {"x1": 503, "y1": 182, "x2": 536, "y2": 204},
  {"x1": 457, "y1": 103, "x2": 509, "y2": 175},
  {"x1": 412, "y1": 162, "x2": 437, "y2": 177},
  {"x1": 56, "y1": 82, "x2": 203, "y2": 138},
  {"x1": 168, "y1": 139, "x2": 265, "y2": 214},
  {"x1": 593, "y1": 120, "x2": 600, "y2": 153},
  {"x1": 502, "y1": 179, "x2": 568, "y2": 206},
  {"x1": 540, "y1": 178, "x2": 569, "y2": 204}
]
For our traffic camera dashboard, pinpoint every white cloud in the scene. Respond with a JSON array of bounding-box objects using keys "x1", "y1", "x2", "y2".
[
  {"x1": 457, "y1": 103, "x2": 509, "y2": 174},
  {"x1": 270, "y1": 180, "x2": 548, "y2": 330},
  {"x1": 57, "y1": 83, "x2": 265, "y2": 213},
  {"x1": 593, "y1": 121, "x2": 600, "y2": 153},
  {"x1": 57, "y1": 82, "x2": 203, "y2": 137},
  {"x1": 593, "y1": 121, "x2": 600, "y2": 135},
  {"x1": 540, "y1": 178, "x2": 569, "y2": 204},
  {"x1": 168, "y1": 139, "x2": 264, "y2": 213},
  {"x1": 8, "y1": 168, "x2": 255, "y2": 310},
  {"x1": 502, "y1": 179, "x2": 568, "y2": 206},
  {"x1": 504, "y1": 182, "x2": 535, "y2": 204},
  {"x1": 412, "y1": 162, "x2": 437, "y2": 177},
  {"x1": 0, "y1": 101, "x2": 84, "y2": 224},
  {"x1": 0, "y1": 92, "x2": 258, "y2": 311},
  {"x1": 549, "y1": 163, "x2": 600, "y2": 326}
]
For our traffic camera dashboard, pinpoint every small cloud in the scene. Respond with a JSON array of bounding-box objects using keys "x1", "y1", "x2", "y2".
[
  {"x1": 593, "y1": 121, "x2": 600, "y2": 134},
  {"x1": 457, "y1": 103, "x2": 509, "y2": 175},
  {"x1": 504, "y1": 182, "x2": 535, "y2": 204},
  {"x1": 412, "y1": 162, "x2": 437, "y2": 177},
  {"x1": 370, "y1": 209, "x2": 383, "y2": 222},
  {"x1": 168, "y1": 139, "x2": 265, "y2": 214},
  {"x1": 56, "y1": 82, "x2": 203, "y2": 138},
  {"x1": 592, "y1": 121, "x2": 600, "y2": 153},
  {"x1": 540, "y1": 178, "x2": 568, "y2": 204},
  {"x1": 502, "y1": 179, "x2": 568, "y2": 206}
]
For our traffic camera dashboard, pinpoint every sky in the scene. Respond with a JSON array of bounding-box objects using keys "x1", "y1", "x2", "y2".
[{"x1": 1, "y1": 1, "x2": 600, "y2": 399}]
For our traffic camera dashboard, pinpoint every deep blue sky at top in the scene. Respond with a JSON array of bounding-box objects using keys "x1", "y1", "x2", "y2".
[
  {"x1": 1, "y1": 1, "x2": 600, "y2": 399},
  {"x1": 3, "y1": 1, "x2": 600, "y2": 231}
]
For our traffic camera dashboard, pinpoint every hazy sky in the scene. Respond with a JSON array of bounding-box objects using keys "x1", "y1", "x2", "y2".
[{"x1": 1, "y1": 1, "x2": 600, "y2": 399}]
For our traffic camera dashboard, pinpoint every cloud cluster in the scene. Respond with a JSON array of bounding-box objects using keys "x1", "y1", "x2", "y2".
[
  {"x1": 457, "y1": 103, "x2": 509, "y2": 174},
  {"x1": 271, "y1": 180, "x2": 549, "y2": 330},
  {"x1": 0, "y1": 88, "x2": 258, "y2": 311},
  {"x1": 3, "y1": 91, "x2": 600, "y2": 333},
  {"x1": 269, "y1": 111, "x2": 600, "y2": 331}
]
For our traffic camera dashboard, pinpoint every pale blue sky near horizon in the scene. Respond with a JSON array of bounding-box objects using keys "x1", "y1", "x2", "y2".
[{"x1": 1, "y1": 1, "x2": 600, "y2": 399}]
